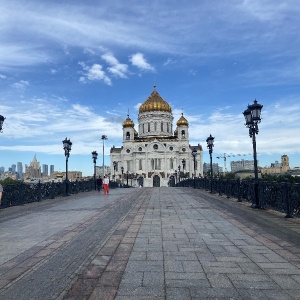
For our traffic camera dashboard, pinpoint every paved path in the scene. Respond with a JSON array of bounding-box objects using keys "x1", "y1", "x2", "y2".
[{"x1": 0, "y1": 187, "x2": 299, "y2": 299}]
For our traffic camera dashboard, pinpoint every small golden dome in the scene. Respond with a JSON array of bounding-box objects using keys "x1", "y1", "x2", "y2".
[
  {"x1": 139, "y1": 87, "x2": 172, "y2": 114},
  {"x1": 122, "y1": 115, "x2": 134, "y2": 128},
  {"x1": 176, "y1": 113, "x2": 189, "y2": 126}
]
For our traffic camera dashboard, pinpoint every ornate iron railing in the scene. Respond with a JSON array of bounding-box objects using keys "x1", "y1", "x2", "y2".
[
  {"x1": 177, "y1": 178, "x2": 300, "y2": 218},
  {"x1": 0, "y1": 179, "x2": 99, "y2": 208}
]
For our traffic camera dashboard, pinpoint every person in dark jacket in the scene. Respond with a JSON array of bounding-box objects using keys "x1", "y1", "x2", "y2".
[{"x1": 96, "y1": 176, "x2": 103, "y2": 192}]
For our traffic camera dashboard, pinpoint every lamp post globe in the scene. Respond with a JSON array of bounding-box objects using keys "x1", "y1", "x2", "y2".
[
  {"x1": 0, "y1": 115, "x2": 5, "y2": 132},
  {"x1": 62, "y1": 137, "x2": 72, "y2": 196},
  {"x1": 192, "y1": 148, "x2": 197, "y2": 188},
  {"x1": 206, "y1": 134, "x2": 214, "y2": 193},
  {"x1": 92, "y1": 151, "x2": 98, "y2": 190},
  {"x1": 243, "y1": 99, "x2": 263, "y2": 208}
]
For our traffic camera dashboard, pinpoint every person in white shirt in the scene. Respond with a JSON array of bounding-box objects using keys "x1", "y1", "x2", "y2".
[{"x1": 102, "y1": 176, "x2": 109, "y2": 195}]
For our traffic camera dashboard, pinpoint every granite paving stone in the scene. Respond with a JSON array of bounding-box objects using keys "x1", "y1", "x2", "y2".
[{"x1": 0, "y1": 187, "x2": 300, "y2": 299}]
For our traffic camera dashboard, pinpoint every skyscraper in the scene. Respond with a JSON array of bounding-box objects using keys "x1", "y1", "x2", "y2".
[
  {"x1": 50, "y1": 165, "x2": 54, "y2": 175},
  {"x1": 42, "y1": 164, "x2": 48, "y2": 177},
  {"x1": 17, "y1": 162, "x2": 23, "y2": 180}
]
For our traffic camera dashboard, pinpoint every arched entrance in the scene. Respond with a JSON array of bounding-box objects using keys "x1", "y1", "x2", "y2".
[
  {"x1": 153, "y1": 175, "x2": 160, "y2": 187},
  {"x1": 138, "y1": 176, "x2": 144, "y2": 187}
]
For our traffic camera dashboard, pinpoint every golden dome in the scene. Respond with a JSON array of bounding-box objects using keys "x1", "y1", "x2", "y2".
[
  {"x1": 139, "y1": 87, "x2": 172, "y2": 114},
  {"x1": 176, "y1": 113, "x2": 189, "y2": 126},
  {"x1": 122, "y1": 115, "x2": 134, "y2": 128}
]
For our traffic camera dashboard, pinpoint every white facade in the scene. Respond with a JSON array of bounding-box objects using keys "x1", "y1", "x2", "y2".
[{"x1": 110, "y1": 87, "x2": 203, "y2": 187}]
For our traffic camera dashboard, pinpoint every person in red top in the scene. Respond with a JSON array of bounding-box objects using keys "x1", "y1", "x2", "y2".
[{"x1": 102, "y1": 176, "x2": 109, "y2": 195}]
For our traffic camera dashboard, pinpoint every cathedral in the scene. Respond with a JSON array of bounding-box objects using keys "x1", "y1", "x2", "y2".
[{"x1": 110, "y1": 86, "x2": 203, "y2": 187}]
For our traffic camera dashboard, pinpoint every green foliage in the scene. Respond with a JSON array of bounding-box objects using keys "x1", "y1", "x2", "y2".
[
  {"x1": 261, "y1": 173, "x2": 300, "y2": 183},
  {"x1": 0, "y1": 178, "x2": 22, "y2": 186},
  {"x1": 219, "y1": 172, "x2": 235, "y2": 180}
]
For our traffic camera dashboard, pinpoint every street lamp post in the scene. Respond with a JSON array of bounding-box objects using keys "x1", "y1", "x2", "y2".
[
  {"x1": 126, "y1": 171, "x2": 129, "y2": 187},
  {"x1": 0, "y1": 115, "x2": 5, "y2": 132},
  {"x1": 121, "y1": 166, "x2": 124, "y2": 184},
  {"x1": 243, "y1": 99, "x2": 263, "y2": 208},
  {"x1": 113, "y1": 161, "x2": 117, "y2": 181},
  {"x1": 62, "y1": 137, "x2": 72, "y2": 196},
  {"x1": 101, "y1": 135, "x2": 108, "y2": 177},
  {"x1": 182, "y1": 159, "x2": 186, "y2": 179},
  {"x1": 206, "y1": 134, "x2": 215, "y2": 193},
  {"x1": 92, "y1": 151, "x2": 98, "y2": 190},
  {"x1": 178, "y1": 165, "x2": 181, "y2": 183},
  {"x1": 192, "y1": 148, "x2": 197, "y2": 188},
  {"x1": 175, "y1": 170, "x2": 177, "y2": 184}
]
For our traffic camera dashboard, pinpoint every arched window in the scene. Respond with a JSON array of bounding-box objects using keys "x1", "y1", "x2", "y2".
[
  {"x1": 139, "y1": 159, "x2": 142, "y2": 170},
  {"x1": 161, "y1": 122, "x2": 163, "y2": 132},
  {"x1": 181, "y1": 130, "x2": 185, "y2": 138},
  {"x1": 126, "y1": 132, "x2": 130, "y2": 140},
  {"x1": 148, "y1": 123, "x2": 150, "y2": 132},
  {"x1": 154, "y1": 122, "x2": 157, "y2": 131}
]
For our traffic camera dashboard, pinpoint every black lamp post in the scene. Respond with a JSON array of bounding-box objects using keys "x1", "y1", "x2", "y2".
[
  {"x1": 62, "y1": 137, "x2": 72, "y2": 196},
  {"x1": 121, "y1": 166, "x2": 124, "y2": 184},
  {"x1": 206, "y1": 134, "x2": 214, "y2": 193},
  {"x1": 192, "y1": 148, "x2": 197, "y2": 188},
  {"x1": 182, "y1": 159, "x2": 186, "y2": 179},
  {"x1": 113, "y1": 161, "x2": 117, "y2": 181},
  {"x1": 92, "y1": 151, "x2": 98, "y2": 190},
  {"x1": 178, "y1": 165, "x2": 181, "y2": 183},
  {"x1": 243, "y1": 99, "x2": 263, "y2": 208},
  {"x1": 101, "y1": 135, "x2": 108, "y2": 177},
  {"x1": 126, "y1": 170, "x2": 129, "y2": 187},
  {"x1": 0, "y1": 115, "x2": 5, "y2": 132},
  {"x1": 175, "y1": 170, "x2": 177, "y2": 184}
]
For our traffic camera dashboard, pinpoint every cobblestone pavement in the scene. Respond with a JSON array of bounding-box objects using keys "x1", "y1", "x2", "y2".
[{"x1": 0, "y1": 187, "x2": 299, "y2": 300}]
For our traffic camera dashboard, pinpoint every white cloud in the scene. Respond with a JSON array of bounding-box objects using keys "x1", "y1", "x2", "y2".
[
  {"x1": 11, "y1": 80, "x2": 29, "y2": 89},
  {"x1": 0, "y1": 74, "x2": 7, "y2": 79},
  {"x1": 101, "y1": 52, "x2": 128, "y2": 78},
  {"x1": 129, "y1": 53, "x2": 155, "y2": 72},
  {"x1": 79, "y1": 62, "x2": 112, "y2": 85}
]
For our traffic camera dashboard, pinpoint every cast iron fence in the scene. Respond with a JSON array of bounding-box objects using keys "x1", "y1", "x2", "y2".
[
  {"x1": 0, "y1": 179, "x2": 119, "y2": 208},
  {"x1": 176, "y1": 178, "x2": 300, "y2": 218}
]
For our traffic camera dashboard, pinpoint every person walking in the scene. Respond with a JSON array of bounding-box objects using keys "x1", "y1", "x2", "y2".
[
  {"x1": 103, "y1": 176, "x2": 109, "y2": 196},
  {"x1": 96, "y1": 176, "x2": 102, "y2": 193}
]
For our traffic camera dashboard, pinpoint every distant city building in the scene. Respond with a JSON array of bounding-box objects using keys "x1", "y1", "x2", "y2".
[
  {"x1": 0, "y1": 166, "x2": 4, "y2": 173},
  {"x1": 17, "y1": 162, "x2": 23, "y2": 180},
  {"x1": 203, "y1": 163, "x2": 219, "y2": 175},
  {"x1": 42, "y1": 164, "x2": 48, "y2": 177},
  {"x1": 96, "y1": 166, "x2": 110, "y2": 178},
  {"x1": 231, "y1": 159, "x2": 255, "y2": 172},
  {"x1": 11, "y1": 164, "x2": 16, "y2": 174},
  {"x1": 25, "y1": 154, "x2": 41, "y2": 179},
  {"x1": 261, "y1": 155, "x2": 290, "y2": 175},
  {"x1": 50, "y1": 165, "x2": 55, "y2": 175}
]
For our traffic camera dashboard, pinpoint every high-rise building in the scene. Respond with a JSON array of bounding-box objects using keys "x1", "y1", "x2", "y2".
[
  {"x1": 231, "y1": 159, "x2": 255, "y2": 172},
  {"x1": 11, "y1": 164, "x2": 16, "y2": 174},
  {"x1": 0, "y1": 166, "x2": 5, "y2": 173},
  {"x1": 17, "y1": 162, "x2": 23, "y2": 180},
  {"x1": 42, "y1": 164, "x2": 48, "y2": 177},
  {"x1": 25, "y1": 154, "x2": 41, "y2": 179},
  {"x1": 50, "y1": 165, "x2": 55, "y2": 175},
  {"x1": 203, "y1": 163, "x2": 219, "y2": 175}
]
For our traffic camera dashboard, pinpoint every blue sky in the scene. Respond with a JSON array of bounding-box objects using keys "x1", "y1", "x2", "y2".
[{"x1": 1, "y1": 0, "x2": 300, "y2": 176}]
